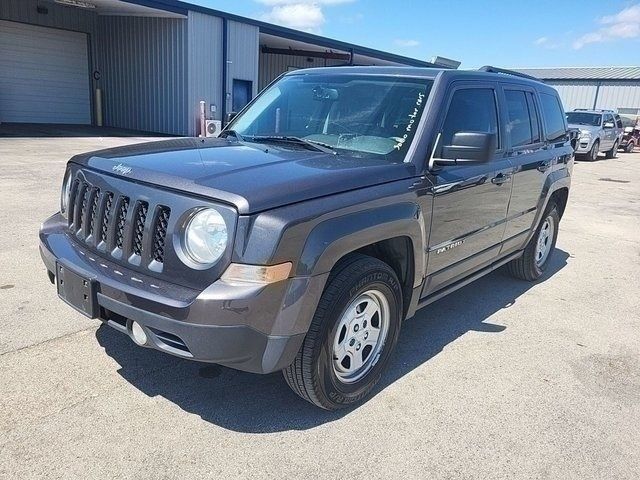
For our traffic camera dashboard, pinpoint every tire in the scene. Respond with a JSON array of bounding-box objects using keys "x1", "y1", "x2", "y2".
[
  {"x1": 605, "y1": 140, "x2": 618, "y2": 159},
  {"x1": 507, "y1": 202, "x2": 560, "y2": 281},
  {"x1": 283, "y1": 254, "x2": 402, "y2": 410},
  {"x1": 625, "y1": 141, "x2": 635, "y2": 153},
  {"x1": 588, "y1": 140, "x2": 599, "y2": 161}
]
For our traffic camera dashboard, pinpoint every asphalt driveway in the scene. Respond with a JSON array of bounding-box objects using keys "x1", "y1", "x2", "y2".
[{"x1": 1, "y1": 130, "x2": 638, "y2": 479}]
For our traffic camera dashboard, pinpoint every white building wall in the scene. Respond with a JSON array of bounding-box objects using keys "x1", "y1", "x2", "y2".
[
  {"x1": 548, "y1": 80, "x2": 640, "y2": 113},
  {"x1": 596, "y1": 82, "x2": 640, "y2": 111}
]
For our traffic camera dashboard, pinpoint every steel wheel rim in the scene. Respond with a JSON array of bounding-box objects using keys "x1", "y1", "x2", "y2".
[
  {"x1": 332, "y1": 289, "x2": 390, "y2": 384},
  {"x1": 535, "y1": 216, "x2": 555, "y2": 267}
]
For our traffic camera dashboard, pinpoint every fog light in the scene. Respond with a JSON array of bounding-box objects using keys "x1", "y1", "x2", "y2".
[{"x1": 131, "y1": 321, "x2": 148, "y2": 346}]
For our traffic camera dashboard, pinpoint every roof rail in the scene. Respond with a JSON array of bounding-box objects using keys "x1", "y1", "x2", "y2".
[
  {"x1": 478, "y1": 66, "x2": 540, "y2": 81},
  {"x1": 574, "y1": 108, "x2": 616, "y2": 113}
]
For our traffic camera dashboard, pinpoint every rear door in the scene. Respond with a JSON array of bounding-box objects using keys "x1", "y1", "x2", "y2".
[
  {"x1": 602, "y1": 113, "x2": 616, "y2": 150},
  {"x1": 423, "y1": 83, "x2": 513, "y2": 296},
  {"x1": 501, "y1": 86, "x2": 551, "y2": 253}
]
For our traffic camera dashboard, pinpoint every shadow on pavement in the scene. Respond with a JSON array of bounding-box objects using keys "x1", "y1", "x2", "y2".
[{"x1": 97, "y1": 249, "x2": 570, "y2": 433}]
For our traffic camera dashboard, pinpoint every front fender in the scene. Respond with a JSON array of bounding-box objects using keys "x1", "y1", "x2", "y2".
[{"x1": 298, "y1": 202, "x2": 426, "y2": 288}]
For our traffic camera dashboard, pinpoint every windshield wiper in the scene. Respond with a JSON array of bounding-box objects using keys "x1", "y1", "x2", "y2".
[{"x1": 246, "y1": 135, "x2": 337, "y2": 154}]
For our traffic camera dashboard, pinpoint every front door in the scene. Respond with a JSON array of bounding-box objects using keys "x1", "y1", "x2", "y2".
[
  {"x1": 232, "y1": 79, "x2": 253, "y2": 112},
  {"x1": 423, "y1": 84, "x2": 513, "y2": 297}
]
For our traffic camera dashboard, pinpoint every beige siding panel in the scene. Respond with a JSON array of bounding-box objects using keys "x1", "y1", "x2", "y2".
[
  {"x1": 187, "y1": 11, "x2": 223, "y2": 135},
  {"x1": 226, "y1": 21, "x2": 259, "y2": 112}
]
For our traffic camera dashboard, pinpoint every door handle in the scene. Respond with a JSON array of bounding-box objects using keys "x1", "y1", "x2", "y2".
[
  {"x1": 537, "y1": 160, "x2": 552, "y2": 172},
  {"x1": 491, "y1": 173, "x2": 511, "y2": 185}
]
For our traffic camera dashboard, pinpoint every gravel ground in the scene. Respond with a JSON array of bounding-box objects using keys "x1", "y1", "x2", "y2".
[{"x1": 1, "y1": 131, "x2": 638, "y2": 479}]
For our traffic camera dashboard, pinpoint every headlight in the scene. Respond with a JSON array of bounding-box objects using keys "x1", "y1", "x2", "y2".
[
  {"x1": 579, "y1": 130, "x2": 592, "y2": 139},
  {"x1": 60, "y1": 171, "x2": 72, "y2": 219},
  {"x1": 182, "y1": 208, "x2": 228, "y2": 267}
]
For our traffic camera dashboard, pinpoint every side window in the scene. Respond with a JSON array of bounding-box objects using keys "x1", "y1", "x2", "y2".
[
  {"x1": 505, "y1": 90, "x2": 533, "y2": 147},
  {"x1": 539, "y1": 93, "x2": 567, "y2": 141},
  {"x1": 526, "y1": 92, "x2": 541, "y2": 143},
  {"x1": 604, "y1": 113, "x2": 614, "y2": 126},
  {"x1": 615, "y1": 115, "x2": 623, "y2": 129},
  {"x1": 441, "y1": 88, "x2": 499, "y2": 150}
]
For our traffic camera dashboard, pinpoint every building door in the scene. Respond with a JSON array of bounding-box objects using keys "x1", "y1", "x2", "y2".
[
  {"x1": 0, "y1": 20, "x2": 91, "y2": 124},
  {"x1": 232, "y1": 80, "x2": 253, "y2": 112}
]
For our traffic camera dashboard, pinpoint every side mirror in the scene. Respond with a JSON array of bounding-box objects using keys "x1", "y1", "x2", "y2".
[
  {"x1": 226, "y1": 111, "x2": 238, "y2": 124},
  {"x1": 603, "y1": 121, "x2": 614, "y2": 129},
  {"x1": 436, "y1": 132, "x2": 496, "y2": 166}
]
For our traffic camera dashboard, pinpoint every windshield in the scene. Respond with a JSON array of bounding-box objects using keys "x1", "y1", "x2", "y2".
[
  {"x1": 566, "y1": 112, "x2": 602, "y2": 127},
  {"x1": 228, "y1": 74, "x2": 434, "y2": 163}
]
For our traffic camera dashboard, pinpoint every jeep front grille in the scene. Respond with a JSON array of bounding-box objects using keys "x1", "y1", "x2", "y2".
[{"x1": 68, "y1": 179, "x2": 171, "y2": 271}]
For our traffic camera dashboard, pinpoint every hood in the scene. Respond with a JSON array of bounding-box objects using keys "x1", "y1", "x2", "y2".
[
  {"x1": 568, "y1": 123, "x2": 599, "y2": 135},
  {"x1": 70, "y1": 137, "x2": 415, "y2": 214}
]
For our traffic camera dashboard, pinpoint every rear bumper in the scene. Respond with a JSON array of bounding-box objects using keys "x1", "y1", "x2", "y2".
[{"x1": 40, "y1": 214, "x2": 327, "y2": 373}]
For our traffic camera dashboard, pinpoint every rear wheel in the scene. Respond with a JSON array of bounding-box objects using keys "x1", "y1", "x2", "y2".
[
  {"x1": 625, "y1": 141, "x2": 635, "y2": 153},
  {"x1": 605, "y1": 140, "x2": 619, "y2": 159},
  {"x1": 507, "y1": 202, "x2": 560, "y2": 281},
  {"x1": 283, "y1": 254, "x2": 402, "y2": 410}
]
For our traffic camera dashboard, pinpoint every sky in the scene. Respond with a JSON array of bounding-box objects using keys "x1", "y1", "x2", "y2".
[{"x1": 191, "y1": 0, "x2": 640, "y2": 68}]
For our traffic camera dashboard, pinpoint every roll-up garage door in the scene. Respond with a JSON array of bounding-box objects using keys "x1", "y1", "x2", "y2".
[{"x1": 0, "y1": 20, "x2": 91, "y2": 124}]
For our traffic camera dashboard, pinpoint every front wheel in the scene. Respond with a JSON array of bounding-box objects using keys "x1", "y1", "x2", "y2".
[
  {"x1": 507, "y1": 203, "x2": 560, "y2": 281},
  {"x1": 588, "y1": 140, "x2": 600, "y2": 161},
  {"x1": 283, "y1": 254, "x2": 402, "y2": 410}
]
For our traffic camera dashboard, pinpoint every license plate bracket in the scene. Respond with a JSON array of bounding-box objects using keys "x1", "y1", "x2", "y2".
[{"x1": 56, "y1": 262, "x2": 98, "y2": 318}]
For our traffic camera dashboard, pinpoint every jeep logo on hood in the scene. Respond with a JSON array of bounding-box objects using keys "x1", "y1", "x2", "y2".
[{"x1": 112, "y1": 163, "x2": 132, "y2": 175}]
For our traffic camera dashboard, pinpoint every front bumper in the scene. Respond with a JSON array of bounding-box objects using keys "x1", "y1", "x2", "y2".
[
  {"x1": 40, "y1": 214, "x2": 328, "y2": 374},
  {"x1": 574, "y1": 136, "x2": 595, "y2": 153}
]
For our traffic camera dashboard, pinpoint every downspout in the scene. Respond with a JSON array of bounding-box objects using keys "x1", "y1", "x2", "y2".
[
  {"x1": 592, "y1": 81, "x2": 601, "y2": 109},
  {"x1": 222, "y1": 17, "x2": 228, "y2": 125}
]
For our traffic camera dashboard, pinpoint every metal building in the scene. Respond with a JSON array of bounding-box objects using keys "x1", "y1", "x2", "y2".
[
  {"x1": 516, "y1": 67, "x2": 640, "y2": 115},
  {"x1": 0, "y1": 0, "x2": 433, "y2": 136}
]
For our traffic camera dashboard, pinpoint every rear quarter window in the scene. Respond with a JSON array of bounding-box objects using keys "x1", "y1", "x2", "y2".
[{"x1": 539, "y1": 93, "x2": 567, "y2": 142}]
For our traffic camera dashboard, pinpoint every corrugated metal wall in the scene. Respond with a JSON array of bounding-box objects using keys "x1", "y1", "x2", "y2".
[
  {"x1": 548, "y1": 80, "x2": 640, "y2": 112},
  {"x1": 96, "y1": 16, "x2": 188, "y2": 135},
  {"x1": 0, "y1": 0, "x2": 97, "y2": 37},
  {"x1": 547, "y1": 81, "x2": 599, "y2": 111},
  {"x1": 226, "y1": 21, "x2": 259, "y2": 113},
  {"x1": 596, "y1": 82, "x2": 640, "y2": 110},
  {"x1": 187, "y1": 11, "x2": 223, "y2": 135},
  {"x1": 258, "y1": 54, "x2": 346, "y2": 90}
]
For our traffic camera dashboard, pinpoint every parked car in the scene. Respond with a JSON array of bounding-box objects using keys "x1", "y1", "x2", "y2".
[
  {"x1": 566, "y1": 109, "x2": 623, "y2": 161},
  {"x1": 39, "y1": 66, "x2": 573, "y2": 410},
  {"x1": 619, "y1": 116, "x2": 639, "y2": 153}
]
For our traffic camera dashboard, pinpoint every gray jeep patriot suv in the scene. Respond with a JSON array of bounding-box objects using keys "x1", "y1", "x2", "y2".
[{"x1": 39, "y1": 66, "x2": 573, "y2": 410}]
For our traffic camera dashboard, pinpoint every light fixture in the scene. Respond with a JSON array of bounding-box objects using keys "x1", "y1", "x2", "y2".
[{"x1": 55, "y1": 0, "x2": 96, "y2": 9}]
